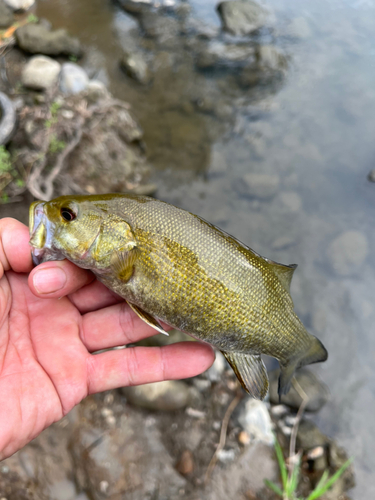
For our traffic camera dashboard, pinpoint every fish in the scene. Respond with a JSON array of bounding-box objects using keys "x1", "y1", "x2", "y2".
[{"x1": 29, "y1": 194, "x2": 328, "y2": 400}]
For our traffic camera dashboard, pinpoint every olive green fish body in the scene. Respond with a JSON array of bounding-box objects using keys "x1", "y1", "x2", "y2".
[{"x1": 29, "y1": 194, "x2": 328, "y2": 399}]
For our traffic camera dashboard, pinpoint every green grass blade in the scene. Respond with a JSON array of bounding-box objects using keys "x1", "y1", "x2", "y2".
[
  {"x1": 306, "y1": 458, "x2": 353, "y2": 500},
  {"x1": 264, "y1": 479, "x2": 284, "y2": 497},
  {"x1": 274, "y1": 438, "x2": 288, "y2": 489}
]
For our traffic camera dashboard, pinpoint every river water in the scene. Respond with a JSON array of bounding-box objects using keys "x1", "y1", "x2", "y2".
[{"x1": 16, "y1": 0, "x2": 375, "y2": 497}]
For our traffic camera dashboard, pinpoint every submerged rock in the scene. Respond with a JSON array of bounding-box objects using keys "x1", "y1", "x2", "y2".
[
  {"x1": 367, "y1": 168, "x2": 375, "y2": 182},
  {"x1": 327, "y1": 230, "x2": 369, "y2": 276},
  {"x1": 122, "y1": 380, "x2": 191, "y2": 411},
  {"x1": 120, "y1": 51, "x2": 151, "y2": 85},
  {"x1": 139, "y1": 10, "x2": 180, "y2": 42},
  {"x1": 0, "y1": 0, "x2": 13, "y2": 27},
  {"x1": 59, "y1": 63, "x2": 89, "y2": 95},
  {"x1": 16, "y1": 23, "x2": 82, "y2": 57},
  {"x1": 256, "y1": 45, "x2": 287, "y2": 71},
  {"x1": 21, "y1": 55, "x2": 61, "y2": 90},
  {"x1": 217, "y1": 0, "x2": 267, "y2": 36},
  {"x1": 269, "y1": 368, "x2": 330, "y2": 412}
]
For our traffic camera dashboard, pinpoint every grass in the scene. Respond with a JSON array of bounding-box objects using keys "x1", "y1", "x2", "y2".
[
  {"x1": 0, "y1": 146, "x2": 12, "y2": 174},
  {"x1": 45, "y1": 101, "x2": 62, "y2": 128},
  {"x1": 265, "y1": 438, "x2": 353, "y2": 500},
  {"x1": 49, "y1": 135, "x2": 66, "y2": 154}
]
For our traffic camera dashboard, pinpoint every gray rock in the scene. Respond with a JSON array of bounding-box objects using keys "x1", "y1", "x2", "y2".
[
  {"x1": 3, "y1": 0, "x2": 33, "y2": 9},
  {"x1": 256, "y1": 45, "x2": 287, "y2": 71},
  {"x1": 120, "y1": 52, "x2": 151, "y2": 85},
  {"x1": 217, "y1": 0, "x2": 267, "y2": 36},
  {"x1": 21, "y1": 55, "x2": 61, "y2": 90},
  {"x1": 296, "y1": 418, "x2": 329, "y2": 450},
  {"x1": 16, "y1": 23, "x2": 82, "y2": 57},
  {"x1": 0, "y1": 0, "x2": 13, "y2": 27},
  {"x1": 122, "y1": 380, "x2": 191, "y2": 411},
  {"x1": 243, "y1": 172, "x2": 280, "y2": 199},
  {"x1": 48, "y1": 479, "x2": 76, "y2": 500},
  {"x1": 85, "y1": 80, "x2": 109, "y2": 103},
  {"x1": 59, "y1": 63, "x2": 89, "y2": 95},
  {"x1": 269, "y1": 368, "x2": 330, "y2": 412},
  {"x1": 139, "y1": 11, "x2": 180, "y2": 41},
  {"x1": 0, "y1": 92, "x2": 16, "y2": 145},
  {"x1": 238, "y1": 399, "x2": 274, "y2": 445},
  {"x1": 327, "y1": 230, "x2": 369, "y2": 276},
  {"x1": 368, "y1": 168, "x2": 375, "y2": 182}
]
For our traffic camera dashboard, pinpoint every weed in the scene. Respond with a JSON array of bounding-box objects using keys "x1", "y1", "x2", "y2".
[
  {"x1": 265, "y1": 437, "x2": 353, "y2": 500},
  {"x1": 45, "y1": 101, "x2": 62, "y2": 128},
  {"x1": 0, "y1": 146, "x2": 12, "y2": 174},
  {"x1": 49, "y1": 135, "x2": 66, "y2": 154}
]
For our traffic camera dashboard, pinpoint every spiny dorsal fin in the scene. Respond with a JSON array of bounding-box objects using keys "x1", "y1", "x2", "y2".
[
  {"x1": 266, "y1": 260, "x2": 297, "y2": 293},
  {"x1": 110, "y1": 245, "x2": 138, "y2": 282},
  {"x1": 222, "y1": 351, "x2": 269, "y2": 400},
  {"x1": 127, "y1": 301, "x2": 169, "y2": 336}
]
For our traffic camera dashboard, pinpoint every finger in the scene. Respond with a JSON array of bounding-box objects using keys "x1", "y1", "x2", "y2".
[
  {"x1": 81, "y1": 302, "x2": 166, "y2": 350},
  {"x1": 68, "y1": 279, "x2": 123, "y2": 314},
  {"x1": 0, "y1": 218, "x2": 32, "y2": 277},
  {"x1": 86, "y1": 342, "x2": 215, "y2": 394},
  {"x1": 28, "y1": 260, "x2": 95, "y2": 298}
]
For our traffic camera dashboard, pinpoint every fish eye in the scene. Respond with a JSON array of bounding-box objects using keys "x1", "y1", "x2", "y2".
[{"x1": 60, "y1": 207, "x2": 76, "y2": 222}]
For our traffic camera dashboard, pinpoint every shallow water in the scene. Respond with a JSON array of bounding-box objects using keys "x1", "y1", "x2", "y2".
[{"x1": 18, "y1": 0, "x2": 375, "y2": 496}]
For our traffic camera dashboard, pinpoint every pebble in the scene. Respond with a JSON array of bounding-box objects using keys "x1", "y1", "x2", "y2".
[
  {"x1": 327, "y1": 230, "x2": 369, "y2": 276},
  {"x1": 243, "y1": 173, "x2": 280, "y2": 199},
  {"x1": 367, "y1": 169, "x2": 375, "y2": 182},
  {"x1": 4, "y1": 0, "x2": 34, "y2": 9},
  {"x1": 217, "y1": 0, "x2": 267, "y2": 36},
  {"x1": 0, "y1": 0, "x2": 13, "y2": 27},
  {"x1": 120, "y1": 52, "x2": 151, "y2": 85},
  {"x1": 21, "y1": 55, "x2": 61, "y2": 91},
  {"x1": 86, "y1": 80, "x2": 108, "y2": 103},
  {"x1": 59, "y1": 63, "x2": 89, "y2": 95},
  {"x1": 238, "y1": 399, "x2": 274, "y2": 445},
  {"x1": 269, "y1": 368, "x2": 330, "y2": 412},
  {"x1": 176, "y1": 450, "x2": 194, "y2": 475},
  {"x1": 269, "y1": 404, "x2": 288, "y2": 418},
  {"x1": 238, "y1": 430, "x2": 251, "y2": 445},
  {"x1": 217, "y1": 448, "x2": 236, "y2": 463},
  {"x1": 122, "y1": 380, "x2": 191, "y2": 411},
  {"x1": 48, "y1": 479, "x2": 76, "y2": 500}
]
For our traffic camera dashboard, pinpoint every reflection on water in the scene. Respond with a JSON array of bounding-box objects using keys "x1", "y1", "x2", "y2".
[{"x1": 30, "y1": 0, "x2": 375, "y2": 497}]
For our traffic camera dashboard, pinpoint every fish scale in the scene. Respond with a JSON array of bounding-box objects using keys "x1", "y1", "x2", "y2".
[{"x1": 29, "y1": 193, "x2": 328, "y2": 399}]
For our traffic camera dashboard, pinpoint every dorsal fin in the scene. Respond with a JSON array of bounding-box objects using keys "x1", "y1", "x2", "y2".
[{"x1": 266, "y1": 260, "x2": 297, "y2": 293}]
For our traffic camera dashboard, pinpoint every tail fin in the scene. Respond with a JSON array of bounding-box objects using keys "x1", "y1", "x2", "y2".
[{"x1": 278, "y1": 336, "x2": 328, "y2": 399}]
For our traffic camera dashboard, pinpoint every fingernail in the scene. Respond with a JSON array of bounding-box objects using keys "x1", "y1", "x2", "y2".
[{"x1": 33, "y1": 268, "x2": 67, "y2": 294}]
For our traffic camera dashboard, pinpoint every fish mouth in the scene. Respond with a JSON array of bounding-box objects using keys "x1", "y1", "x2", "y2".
[{"x1": 29, "y1": 201, "x2": 65, "y2": 266}]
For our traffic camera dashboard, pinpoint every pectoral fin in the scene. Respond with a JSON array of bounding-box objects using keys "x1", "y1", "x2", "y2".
[
  {"x1": 127, "y1": 302, "x2": 169, "y2": 336},
  {"x1": 111, "y1": 246, "x2": 139, "y2": 282},
  {"x1": 222, "y1": 351, "x2": 269, "y2": 400}
]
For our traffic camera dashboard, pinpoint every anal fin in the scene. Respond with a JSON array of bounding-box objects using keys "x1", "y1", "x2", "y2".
[
  {"x1": 222, "y1": 351, "x2": 269, "y2": 400},
  {"x1": 127, "y1": 302, "x2": 169, "y2": 336}
]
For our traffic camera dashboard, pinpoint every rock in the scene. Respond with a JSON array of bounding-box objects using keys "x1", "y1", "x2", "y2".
[
  {"x1": 269, "y1": 368, "x2": 330, "y2": 412},
  {"x1": 59, "y1": 63, "x2": 89, "y2": 94},
  {"x1": 120, "y1": 52, "x2": 151, "y2": 85},
  {"x1": 16, "y1": 23, "x2": 82, "y2": 57},
  {"x1": 296, "y1": 419, "x2": 329, "y2": 450},
  {"x1": 3, "y1": 0, "x2": 33, "y2": 10},
  {"x1": 238, "y1": 399, "x2": 274, "y2": 445},
  {"x1": 117, "y1": 0, "x2": 154, "y2": 15},
  {"x1": 242, "y1": 173, "x2": 280, "y2": 199},
  {"x1": 204, "y1": 351, "x2": 226, "y2": 382},
  {"x1": 139, "y1": 11, "x2": 180, "y2": 41},
  {"x1": 85, "y1": 80, "x2": 108, "y2": 102},
  {"x1": 176, "y1": 450, "x2": 194, "y2": 475},
  {"x1": 327, "y1": 230, "x2": 369, "y2": 276},
  {"x1": 0, "y1": 92, "x2": 16, "y2": 145},
  {"x1": 21, "y1": 55, "x2": 61, "y2": 90},
  {"x1": 122, "y1": 380, "x2": 191, "y2": 411},
  {"x1": 0, "y1": 0, "x2": 13, "y2": 27},
  {"x1": 368, "y1": 169, "x2": 375, "y2": 182},
  {"x1": 48, "y1": 479, "x2": 76, "y2": 500},
  {"x1": 217, "y1": 0, "x2": 267, "y2": 36},
  {"x1": 256, "y1": 45, "x2": 287, "y2": 71}
]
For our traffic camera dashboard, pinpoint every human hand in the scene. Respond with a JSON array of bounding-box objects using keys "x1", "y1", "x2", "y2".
[{"x1": 0, "y1": 218, "x2": 214, "y2": 460}]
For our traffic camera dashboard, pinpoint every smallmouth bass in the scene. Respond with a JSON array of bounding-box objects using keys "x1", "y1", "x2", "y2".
[{"x1": 29, "y1": 194, "x2": 328, "y2": 399}]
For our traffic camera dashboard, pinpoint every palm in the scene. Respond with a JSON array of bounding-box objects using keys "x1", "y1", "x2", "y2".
[{"x1": 0, "y1": 218, "x2": 214, "y2": 460}]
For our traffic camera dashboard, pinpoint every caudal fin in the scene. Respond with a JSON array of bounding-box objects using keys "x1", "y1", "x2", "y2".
[{"x1": 278, "y1": 336, "x2": 328, "y2": 399}]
